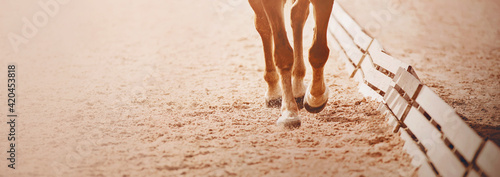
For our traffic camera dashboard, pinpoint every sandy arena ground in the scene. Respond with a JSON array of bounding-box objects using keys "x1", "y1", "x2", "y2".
[{"x1": 0, "y1": 0, "x2": 498, "y2": 176}]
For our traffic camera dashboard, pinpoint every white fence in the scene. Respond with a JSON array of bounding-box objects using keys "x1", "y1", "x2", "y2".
[{"x1": 328, "y1": 2, "x2": 500, "y2": 177}]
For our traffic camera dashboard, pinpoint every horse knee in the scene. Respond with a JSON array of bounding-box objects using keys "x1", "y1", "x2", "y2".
[{"x1": 308, "y1": 43, "x2": 330, "y2": 69}]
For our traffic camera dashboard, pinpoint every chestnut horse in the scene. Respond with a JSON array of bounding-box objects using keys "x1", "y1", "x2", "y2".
[{"x1": 249, "y1": 0, "x2": 334, "y2": 128}]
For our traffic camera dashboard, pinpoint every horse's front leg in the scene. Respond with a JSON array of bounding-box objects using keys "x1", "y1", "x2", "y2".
[
  {"x1": 303, "y1": 0, "x2": 334, "y2": 113},
  {"x1": 262, "y1": 0, "x2": 301, "y2": 128},
  {"x1": 249, "y1": 0, "x2": 282, "y2": 108}
]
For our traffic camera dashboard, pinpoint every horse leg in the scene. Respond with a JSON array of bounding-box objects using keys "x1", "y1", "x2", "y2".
[
  {"x1": 290, "y1": 0, "x2": 310, "y2": 109},
  {"x1": 303, "y1": 0, "x2": 334, "y2": 113},
  {"x1": 249, "y1": 0, "x2": 282, "y2": 108},
  {"x1": 262, "y1": 0, "x2": 300, "y2": 128}
]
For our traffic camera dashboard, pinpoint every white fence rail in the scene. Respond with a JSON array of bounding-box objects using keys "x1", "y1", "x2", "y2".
[{"x1": 328, "y1": 2, "x2": 500, "y2": 177}]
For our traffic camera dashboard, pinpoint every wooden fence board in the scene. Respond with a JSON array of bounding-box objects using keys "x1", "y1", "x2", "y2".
[
  {"x1": 379, "y1": 104, "x2": 399, "y2": 131},
  {"x1": 329, "y1": 17, "x2": 364, "y2": 65},
  {"x1": 360, "y1": 55, "x2": 392, "y2": 92},
  {"x1": 338, "y1": 49, "x2": 356, "y2": 76},
  {"x1": 383, "y1": 86, "x2": 398, "y2": 105},
  {"x1": 405, "y1": 107, "x2": 466, "y2": 177},
  {"x1": 386, "y1": 113, "x2": 398, "y2": 128},
  {"x1": 476, "y1": 140, "x2": 500, "y2": 177},
  {"x1": 466, "y1": 170, "x2": 481, "y2": 177},
  {"x1": 400, "y1": 129, "x2": 427, "y2": 168},
  {"x1": 394, "y1": 67, "x2": 422, "y2": 100},
  {"x1": 353, "y1": 68, "x2": 364, "y2": 83},
  {"x1": 378, "y1": 103, "x2": 389, "y2": 116},
  {"x1": 332, "y1": 2, "x2": 372, "y2": 51},
  {"x1": 418, "y1": 162, "x2": 438, "y2": 177},
  {"x1": 378, "y1": 103, "x2": 397, "y2": 128},
  {"x1": 416, "y1": 86, "x2": 482, "y2": 162},
  {"x1": 384, "y1": 86, "x2": 409, "y2": 120},
  {"x1": 368, "y1": 39, "x2": 410, "y2": 75},
  {"x1": 358, "y1": 82, "x2": 384, "y2": 101},
  {"x1": 328, "y1": 29, "x2": 341, "y2": 51}
]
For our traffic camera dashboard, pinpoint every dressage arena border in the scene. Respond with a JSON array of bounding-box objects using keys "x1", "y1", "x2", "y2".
[{"x1": 327, "y1": 2, "x2": 500, "y2": 177}]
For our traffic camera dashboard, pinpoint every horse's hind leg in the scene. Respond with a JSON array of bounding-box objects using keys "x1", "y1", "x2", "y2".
[
  {"x1": 303, "y1": 0, "x2": 334, "y2": 113},
  {"x1": 249, "y1": 0, "x2": 282, "y2": 108}
]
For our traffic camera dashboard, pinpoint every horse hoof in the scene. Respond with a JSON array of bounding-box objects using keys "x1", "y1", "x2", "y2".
[
  {"x1": 276, "y1": 111, "x2": 301, "y2": 128},
  {"x1": 266, "y1": 98, "x2": 282, "y2": 108},
  {"x1": 295, "y1": 95, "x2": 305, "y2": 110},
  {"x1": 303, "y1": 100, "x2": 327, "y2": 113},
  {"x1": 303, "y1": 86, "x2": 329, "y2": 113}
]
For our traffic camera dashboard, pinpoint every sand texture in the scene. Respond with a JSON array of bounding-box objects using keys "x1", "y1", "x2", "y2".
[{"x1": 0, "y1": 0, "x2": 498, "y2": 176}]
